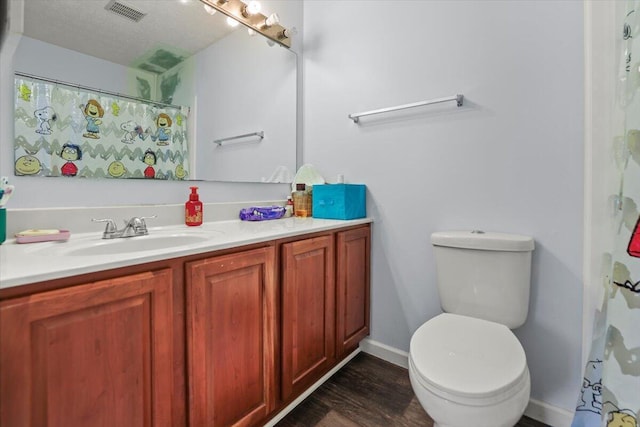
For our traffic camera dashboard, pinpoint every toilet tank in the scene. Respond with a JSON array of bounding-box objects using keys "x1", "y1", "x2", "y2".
[{"x1": 431, "y1": 231, "x2": 535, "y2": 329}]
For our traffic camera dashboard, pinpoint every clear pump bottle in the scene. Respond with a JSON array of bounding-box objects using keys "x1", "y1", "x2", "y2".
[{"x1": 292, "y1": 183, "x2": 312, "y2": 217}]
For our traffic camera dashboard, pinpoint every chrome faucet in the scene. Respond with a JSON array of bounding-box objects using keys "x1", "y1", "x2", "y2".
[{"x1": 92, "y1": 215, "x2": 156, "y2": 239}]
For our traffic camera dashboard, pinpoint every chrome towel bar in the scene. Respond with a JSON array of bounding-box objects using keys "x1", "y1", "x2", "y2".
[
  {"x1": 348, "y1": 94, "x2": 464, "y2": 123},
  {"x1": 214, "y1": 131, "x2": 264, "y2": 146}
]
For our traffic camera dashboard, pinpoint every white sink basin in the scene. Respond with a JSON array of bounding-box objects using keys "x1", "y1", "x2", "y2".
[
  {"x1": 28, "y1": 232, "x2": 219, "y2": 257},
  {"x1": 69, "y1": 234, "x2": 212, "y2": 256}
]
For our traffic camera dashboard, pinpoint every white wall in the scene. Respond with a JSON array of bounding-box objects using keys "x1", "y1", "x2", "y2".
[
  {"x1": 14, "y1": 37, "x2": 137, "y2": 94},
  {"x1": 303, "y1": 0, "x2": 584, "y2": 413},
  {"x1": 194, "y1": 28, "x2": 297, "y2": 182}
]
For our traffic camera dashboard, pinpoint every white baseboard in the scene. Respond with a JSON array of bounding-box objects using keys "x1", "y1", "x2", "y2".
[
  {"x1": 360, "y1": 338, "x2": 575, "y2": 427},
  {"x1": 524, "y1": 398, "x2": 574, "y2": 427},
  {"x1": 264, "y1": 348, "x2": 361, "y2": 427},
  {"x1": 359, "y1": 337, "x2": 409, "y2": 369}
]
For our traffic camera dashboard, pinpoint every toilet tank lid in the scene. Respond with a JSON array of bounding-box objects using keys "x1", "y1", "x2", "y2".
[{"x1": 431, "y1": 231, "x2": 534, "y2": 252}]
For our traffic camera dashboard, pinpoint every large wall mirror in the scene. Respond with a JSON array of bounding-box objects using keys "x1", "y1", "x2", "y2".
[{"x1": 13, "y1": 0, "x2": 298, "y2": 183}]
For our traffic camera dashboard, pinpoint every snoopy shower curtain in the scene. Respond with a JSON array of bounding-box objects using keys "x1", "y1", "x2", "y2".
[
  {"x1": 571, "y1": 2, "x2": 640, "y2": 426},
  {"x1": 14, "y1": 75, "x2": 190, "y2": 180}
]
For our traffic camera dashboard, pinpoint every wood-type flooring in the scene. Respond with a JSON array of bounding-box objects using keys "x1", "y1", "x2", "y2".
[{"x1": 276, "y1": 352, "x2": 551, "y2": 427}]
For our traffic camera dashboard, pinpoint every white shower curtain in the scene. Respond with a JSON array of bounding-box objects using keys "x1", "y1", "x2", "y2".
[{"x1": 572, "y1": 2, "x2": 640, "y2": 426}]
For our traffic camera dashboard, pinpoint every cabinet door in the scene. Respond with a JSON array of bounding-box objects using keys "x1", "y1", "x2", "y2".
[
  {"x1": 0, "y1": 269, "x2": 174, "y2": 427},
  {"x1": 336, "y1": 226, "x2": 371, "y2": 357},
  {"x1": 281, "y1": 235, "x2": 335, "y2": 400},
  {"x1": 186, "y1": 247, "x2": 276, "y2": 427}
]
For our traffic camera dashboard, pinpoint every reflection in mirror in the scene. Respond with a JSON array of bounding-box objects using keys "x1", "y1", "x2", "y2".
[
  {"x1": 13, "y1": 0, "x2": 297, "y2": 183},
  {"x1": 14, "y1": 72, "x2": 192, "y2": 179}
]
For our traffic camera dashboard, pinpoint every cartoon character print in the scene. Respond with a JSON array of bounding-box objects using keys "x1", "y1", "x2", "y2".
[
  {"x1": 576, "y1": 360, "x2": 603, "y2": 414},
  {"x1": 175, "y1": 163, "x2": 186, "y2": 180},
  {"x1": 607, "y1": 410, "x2": 638, "y2": 427},
  {"x1": 612, "y1": 261, "x2": 640, "y2": 294},
  {"x1": 59, "y1": 143, "x2": 82, "y2": 177},
  {"x1": 108, "y1": 161, "x2": 126, "y2": 178},
  {"x1": 111, "y1": 101, "x2": 120, "y2": 117},
  {"x1": 19, "y1": 83, "x2": 32, "y2": 102},
  {"x1": 628, "y1": 215, "x2": 640, "y2": 258},
  {"x1": 15, "y1": 154, "x2": 42, "y2": 175},
  {"x1": 80, "y1": 99, "x2": 104, "y2": 139},
  {"x1": 150, "y1": 113, "x2": 172, "y2": 146},
  {"x1": 120, "y1": 121, "x2": 138, "y2": 144},
  {"x1": 34, "y1": 106, "x2": 57, "y2": 135},
  {"x1": 135, "y1": 125, "x2": 149, "y2": 141},
  {"x1": 15, "y1": 154, "x2": 42, "y2": 176},
  {"x1": 142, "y1": 149, "x2": 156, "y2": 179},
  {"x1": 605, "y1": 326, "x2": 640, "y2": 376}
]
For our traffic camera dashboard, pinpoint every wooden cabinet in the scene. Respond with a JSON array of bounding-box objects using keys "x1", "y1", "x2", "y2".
[
  {"x1": 0, "y1": 269, "x2": 175, "y2": 427},
  {"x1": 281, "y1": 235, "x2": 336, "y2": 400},
  {"x1": 0, "y1": 224, "x2": 371, "y2": 427},
  {"x1": 186, "y1": 246, "x2": 277, "y2": 427},
  {"x1": 336, "y1": 226, "x2": 371, "y2": 357}
]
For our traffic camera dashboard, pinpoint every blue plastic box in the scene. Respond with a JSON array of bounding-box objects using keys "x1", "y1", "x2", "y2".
[{"x1": 312, "y1": 184, "x2": 366, "y2": 220}]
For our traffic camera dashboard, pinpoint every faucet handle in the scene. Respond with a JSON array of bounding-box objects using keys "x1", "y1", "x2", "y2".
[
  {"x1": 136, "y1": 215, "x2": 157, "y2": 230},
  {"x1": 92, "y1": 218, "x2": 117, "y2": 236},
  {"x1": 126, "y1": 215, "x2": 156, "y2": 235},
  {"x1": 139, "y1": 215, "x2": 157, "y2": 234}
]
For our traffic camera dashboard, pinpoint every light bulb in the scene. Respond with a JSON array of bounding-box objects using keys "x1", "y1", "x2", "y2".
[
  {"x1": 282, "y1": 27, "x2": 298, "y2": 38},
  {"x1": 245, "y1": 1, "x2": 261, "y2": 15},
  {"x1": 266, "y1": 39, "x2": 275, "y2": 47},
  {"x1": 226, "y1": 16, "x2": 240, "y2": 27},
  {"x1": 247, "y1": 28, "x2": 257, "y2": 36},
  {"x1": 203, "y1": 4, "x2": 216, "y2": 15},
  {"x1": 277, "y1": 27, "x2": 297, "y2": 41},
  {"x1": 264, "y1": 12, "x2": 279, "y2": 27}
]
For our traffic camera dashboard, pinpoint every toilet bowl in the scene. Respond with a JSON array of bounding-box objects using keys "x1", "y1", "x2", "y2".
[
  {"x1": 409, "y1": 230, "x2": 535, "y2": 426},
  {"x1": 409, "y1": 313, "x2": 530, "y2": 427}
]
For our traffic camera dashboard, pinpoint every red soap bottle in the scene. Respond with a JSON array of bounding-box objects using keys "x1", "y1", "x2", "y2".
[{"x1": 185, "y1": 186, "x2": 203, "y2": 226}]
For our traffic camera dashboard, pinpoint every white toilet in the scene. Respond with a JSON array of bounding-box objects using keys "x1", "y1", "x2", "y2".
[{"x1": 408, "y1": 230, "x2": 535, "y2": 427}]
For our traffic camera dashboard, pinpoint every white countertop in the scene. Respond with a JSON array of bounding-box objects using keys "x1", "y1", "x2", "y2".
[{"x1": 0, "y1": 217, "x2": 372, "y2": 290}]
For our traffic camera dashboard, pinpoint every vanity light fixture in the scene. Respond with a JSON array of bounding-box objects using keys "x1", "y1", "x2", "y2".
[
  {"x1": 198, "y1": 0, "x2": 292, "y2": 48},
  {"x1": 203, "y1": 4, "x2": 217, "y2": 15},
  {"x1": 267, "y1": 26, "x2": 296, "y2": 46},
  {"x1": 263, "y1": 12, "x2": 279, "y2": 28},
  {"x1": 279, "y1": 26, "x2": 297, "y2": 41},
  {"x1": 242, "y1": 1, "x2": 261, "y2": 17}
]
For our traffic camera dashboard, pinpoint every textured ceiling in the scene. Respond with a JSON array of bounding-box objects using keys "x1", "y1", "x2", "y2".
[{"x1": 23, "y1": 0, "x2": 236, "y2": 72}]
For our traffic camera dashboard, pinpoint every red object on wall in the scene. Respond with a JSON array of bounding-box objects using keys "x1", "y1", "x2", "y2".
[{"x1": 628, "y1": 215, "x2": 640, "y2": 258}]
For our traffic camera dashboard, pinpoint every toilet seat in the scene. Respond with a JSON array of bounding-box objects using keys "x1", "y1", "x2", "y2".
[{"x1": 409, "y1": 313, "x2": 528, "y2": 406}]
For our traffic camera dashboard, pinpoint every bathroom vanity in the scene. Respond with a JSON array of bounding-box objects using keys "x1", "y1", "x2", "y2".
[{"x1": 0, "y1": 218, "x2": 371, "y2": 427}]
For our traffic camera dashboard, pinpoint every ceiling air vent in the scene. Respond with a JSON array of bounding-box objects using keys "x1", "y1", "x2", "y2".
[{"x1": 104, "y1": 0, "x2": 146, "y2": 22}]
